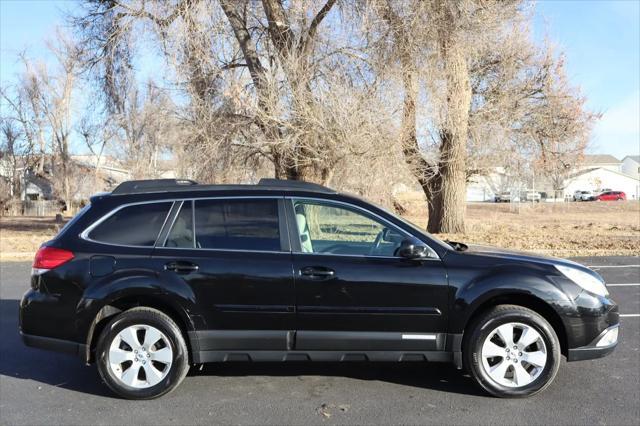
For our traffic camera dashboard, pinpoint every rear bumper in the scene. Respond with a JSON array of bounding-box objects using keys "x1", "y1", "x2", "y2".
[
  {"x1": 567, "y1": 324, "x2": 619, "y2": 362},
  {"x1": 20, "y1": 332, "x2": 87, "y2": 358}
]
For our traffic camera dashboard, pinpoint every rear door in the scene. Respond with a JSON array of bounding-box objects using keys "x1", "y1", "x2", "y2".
[
  {"x1": 288, "y1": 198, "x2": 449, "y2": 352},
  {"x1": 151, "y1": 197, "x2": 295, "y2": 351}
]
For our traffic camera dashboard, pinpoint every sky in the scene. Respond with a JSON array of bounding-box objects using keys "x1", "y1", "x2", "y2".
[{"x1": 1, "y1": 0, "x2": 639, "y2": 160}]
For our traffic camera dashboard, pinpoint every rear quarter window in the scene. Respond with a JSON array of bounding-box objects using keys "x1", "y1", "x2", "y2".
[
  {"x1": 57, "y1": 204, "x2": 91, "y2": 236},
  {"x1": 87, "y1": 202, "x2": 172, "y2": 246}
]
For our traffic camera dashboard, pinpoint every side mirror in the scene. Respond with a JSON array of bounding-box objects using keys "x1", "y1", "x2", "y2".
[{"x1": 396, "y1": 238, "x2": 432, "y2": 260}]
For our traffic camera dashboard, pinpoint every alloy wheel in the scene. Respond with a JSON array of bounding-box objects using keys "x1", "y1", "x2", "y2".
[
  {"x1": 480, "y1": 322, "x2": 547, "y2": 388},
  {"x1": 108, "y1": 324, "x2": 173, "y2": 389}
]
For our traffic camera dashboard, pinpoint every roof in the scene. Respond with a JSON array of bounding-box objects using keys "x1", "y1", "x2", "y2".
[
  {"x1": 110, "y1": 178, "x2": 337, "y2": 196},
  {"x1": 622, "y1": 155, "x2": 640, "y2": 163},
  {"x1": 583, "y1": 154, "x2": 620, "y2": 164},
  {"x1": 568, "y1": 167, "x2": 640, "y2": 181}
]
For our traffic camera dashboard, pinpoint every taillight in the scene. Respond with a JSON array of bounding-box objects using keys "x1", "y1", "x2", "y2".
[{"x1": 33, "y1": 246, "x2": 74, "y2": 270}]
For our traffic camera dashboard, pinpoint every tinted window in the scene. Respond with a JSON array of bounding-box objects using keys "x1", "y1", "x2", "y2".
[
  {"x1": 165, "y1": 201, "x2": 194, "y2": 248},
  {"x1": 194, "y1": 199, "x2": 280, "y2": 251},
  {"x1": 89, "y1": 202, "x2": 172, "y2": 246},
  {"x1": 58, "y1": 204, "x2": 91, "y2": 236},
  {"x1": 293, "y1": 201, "x2": 404, "y2": 256}
]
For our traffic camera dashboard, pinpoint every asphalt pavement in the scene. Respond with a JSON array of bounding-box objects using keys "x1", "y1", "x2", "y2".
[{"x1": 0, "y1": 257, "x2": 638, "y2": 425}]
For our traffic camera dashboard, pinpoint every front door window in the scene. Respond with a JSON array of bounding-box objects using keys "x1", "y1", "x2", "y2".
[{"x1": 293, "y1": 200, "x2": 404, "y2": 257}]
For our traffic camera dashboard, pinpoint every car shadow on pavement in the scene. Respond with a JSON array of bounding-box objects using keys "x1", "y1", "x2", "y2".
[
  {"x1": 0, "y1": 299, "x2": 112, "y2": 398},
  {"x1": 2, "y1": 298, "x2": 483, "y2": 398},
  {"x1": 191, "y1": 357, "x2": 485, "y2": 397}
]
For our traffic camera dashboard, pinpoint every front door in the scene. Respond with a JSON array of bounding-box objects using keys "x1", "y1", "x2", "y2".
[
  {"x1": 289, "y1": 199, "x2": 449, "y2": 352},
  {"x1": 151, "y1": 197, "x2": 294, "y2": 351}
]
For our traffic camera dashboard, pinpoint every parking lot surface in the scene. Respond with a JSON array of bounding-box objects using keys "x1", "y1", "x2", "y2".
[{"x1": 1, "y1": 257, "x2": 638, "y2": 425}]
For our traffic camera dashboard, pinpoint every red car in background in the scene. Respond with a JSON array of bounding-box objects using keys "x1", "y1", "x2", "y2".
[{"x1": 594, "y1": 191, "x2": 626, "y2": 201}]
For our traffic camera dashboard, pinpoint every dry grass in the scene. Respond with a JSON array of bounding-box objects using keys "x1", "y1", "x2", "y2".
[
  {"x1": 399, "y1": 192, "x2": 640, "y2": 257},
  {"x1": 1, "y1": 216, "x2": 67, "y2": 261},
  {"x1": 2, "y1": 198, "x2": 639, "y2": 261}
]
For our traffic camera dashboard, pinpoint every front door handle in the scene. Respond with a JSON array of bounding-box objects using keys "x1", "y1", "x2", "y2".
[
  {"x1": 164, "y1": 261, "x2": 199, "y2": 274},
  {"x1": 300, "y1": 266, "x2": 335, "y2": 278}
]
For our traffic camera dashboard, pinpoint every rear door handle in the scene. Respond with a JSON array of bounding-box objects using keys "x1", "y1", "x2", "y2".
[
  {"x1": 164, "y1": 261, "x2": 199, "y2": 274},
  {"x1": 300, "y1": 266, "x2": 335, "y2": 278}
]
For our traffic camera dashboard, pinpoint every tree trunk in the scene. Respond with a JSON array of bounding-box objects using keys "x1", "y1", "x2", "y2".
[{"x1": 428, "y1": 16, "x2": 471, "y2": 234}]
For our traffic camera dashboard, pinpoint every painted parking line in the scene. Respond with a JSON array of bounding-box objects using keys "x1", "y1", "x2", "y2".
[
  {"x1": 588, "y1": 265, "x2": 640, "y2": 268},
  {"x1": 607, "y1": 283, "x2": 640, "y2": 287},
  {"x1": 620, "y1": 314, "x2": 640, "y2": 318}
]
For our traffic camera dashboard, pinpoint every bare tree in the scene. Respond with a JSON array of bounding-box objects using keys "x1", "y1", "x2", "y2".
[
  {"x1": 0, "y1": 119, "x2": 28, "y2": 200},
  {"x1": 74, "y1": 0, "x2": 378, "y2": 184}
]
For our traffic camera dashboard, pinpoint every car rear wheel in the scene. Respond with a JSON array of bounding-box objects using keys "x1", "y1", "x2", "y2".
[
  {"x1": 464, "y1": 305, "x2": 561, "y2": 398},
  {"x1": 96, "y1": 307, "x2": 189, "y2": 399}
]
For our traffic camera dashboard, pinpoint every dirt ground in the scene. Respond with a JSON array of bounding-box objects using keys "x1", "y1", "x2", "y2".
[
  {"x1": 399, "y1": 194, "x2": 639, "y2": 257},
  {"x1": 1, "y1": 199, "x2": 638, "y2": 260}
]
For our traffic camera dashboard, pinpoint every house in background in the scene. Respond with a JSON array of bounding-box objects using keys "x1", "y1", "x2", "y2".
[
  {"x1": 22, "y1": 172, "x2": 54, "y2": 200},
  {"x1": 578, "y1": 154, "x2": 622, "y2": 172},
  {"x1": 465, "y1": 153, "x2": 640, "y2": 202},
  {"x1": 621, "y1": 155, "x2": 640, "y2": 179},
  {"x1": 563, "y1": 167, "x2": 640, "y2": 200}
]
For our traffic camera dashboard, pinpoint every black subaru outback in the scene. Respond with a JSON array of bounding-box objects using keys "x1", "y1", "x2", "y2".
[{"x1": 20, "y1": 179, "x2": 619, "y2": 399}]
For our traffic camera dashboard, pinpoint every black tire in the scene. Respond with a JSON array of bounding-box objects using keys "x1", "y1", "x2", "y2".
[
  {"x1": 96, "y1": 307, "x2": 190, "y2": 399},
  {"x1": 463, "y1": 305, "x2": 561, "y2": 398}
]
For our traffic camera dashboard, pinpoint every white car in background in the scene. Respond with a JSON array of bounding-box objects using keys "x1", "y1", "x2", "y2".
[
  {"x1": 523, "y1": 191, "x2": 542, "y2": 202},
  {"x1": 495, "y1": 191, "x2": 520, "y2": 202},
  {"x1": 574, "y1": 190, "x2": 594, "y2": 201}
]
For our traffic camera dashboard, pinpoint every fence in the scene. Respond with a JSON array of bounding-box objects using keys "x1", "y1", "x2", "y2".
[{"x1": 2, "y1": 199, "x2": 82, "y2": 217}]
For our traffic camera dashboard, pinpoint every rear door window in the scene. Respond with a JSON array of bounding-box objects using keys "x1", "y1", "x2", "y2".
[
  {"x1": 88, "y1": 202, "x2": 172, "y2": 246},
  {"x1": 194, "y1": 199, "x2": 281, "y2": 251}
]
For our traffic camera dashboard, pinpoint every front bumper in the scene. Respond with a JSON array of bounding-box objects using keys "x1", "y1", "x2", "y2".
[{"x1": 567, "y1": 324, "x2": 619, "y2": 361}]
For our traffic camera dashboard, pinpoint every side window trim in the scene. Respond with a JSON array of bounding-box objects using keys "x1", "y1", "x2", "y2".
[
  {"x1": 80, "y1": 200, "x2": 175, "y2": 248},
  {"x1": 277, "y1": 198, "x2": 292, "y2": 252},
  {"x1": 159, "y1": 200, "x2": 187, "y2": 248},
  {"x1": 156, "y1": 201, "x2": 183, "y2": 248},
  {"x1": 286, "y1": 197, "x2": 438, "y2": 259}
]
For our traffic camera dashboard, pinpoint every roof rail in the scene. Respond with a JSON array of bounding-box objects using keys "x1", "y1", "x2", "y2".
[
  {"x1": 258, "y1": 178, "x2": 335, "y2": 193},
  {"x1": 112, "y1": 179, "x2": 199, "y2": 195}
]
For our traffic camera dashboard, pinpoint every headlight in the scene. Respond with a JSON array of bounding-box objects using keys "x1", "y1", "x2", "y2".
[{"x1": 555, "y1": 265, "x2": 609, "y2": 297}]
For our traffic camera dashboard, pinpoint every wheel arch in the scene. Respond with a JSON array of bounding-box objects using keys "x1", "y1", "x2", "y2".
[
  {"x1": 461, "y1": 293, "x2": 568, "y2": 357},
  {"x1": 83, "y1": 294, "x2": 197, "y2": 364}
]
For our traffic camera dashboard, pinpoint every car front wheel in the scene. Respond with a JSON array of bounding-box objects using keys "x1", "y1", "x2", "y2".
[
  {"x1": 96, "y1": 307, "x2": 190, "y2": 399},
  {"x1": 464, "y1": 305, "x2": 561, "y2": 398}
]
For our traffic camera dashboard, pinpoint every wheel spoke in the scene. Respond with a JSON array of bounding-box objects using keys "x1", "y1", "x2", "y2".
[
  {"x1": 121, "y1": 364, "x2": 140, "y2": 386},
  {"x1": 482, "y1": 341, "x2": 505, "y2": 359},
  {"x1": 150, "y1": 347, "x2": 172, "y2": 364},
  {"x1": 513, "y1": 363, "x2": 532, "y2": 386},
  {"x1": 489, "y1": 359, "x2": 509, "y2": 382},
  {"x1": 119, "y1": 327, "x2": 141, "y2": 349},
  {"x1": 109, "y1": 348, "x2": 134, "y2": 364},
  {"x1": 495, "y1": 324, "x2": 515, "y2": 347},
  {"x1": 143, "y1": 362, "x2": 164, "y2": 386},
  {"x1": 518, "y1": 327, "x2": 540, "y2": 349},
  {"x1": 143, "y1": 327, "x2": 162, "y2": 349},
  {"x1": 523, "y1": 350, "x2": 547, "y2": 368}
]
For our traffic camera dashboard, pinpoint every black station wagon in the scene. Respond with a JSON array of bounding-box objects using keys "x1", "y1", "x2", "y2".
[{"x1": 20, "y1": 179, "x2": 619, "y2": 399}]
